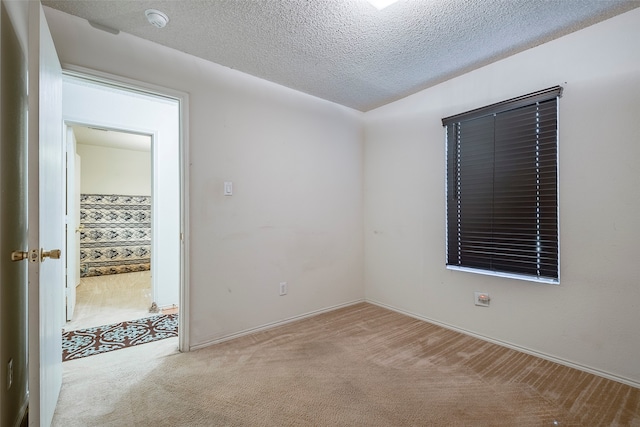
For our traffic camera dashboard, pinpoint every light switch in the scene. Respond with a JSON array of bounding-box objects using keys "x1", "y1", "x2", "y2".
[{"x1": 224, "y1": 181, "x2": 233, "y2": 196}]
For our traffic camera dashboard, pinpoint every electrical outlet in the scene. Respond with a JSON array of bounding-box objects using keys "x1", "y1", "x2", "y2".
[
  {"x1": 279, "y1": 282, "x2": 287, "y2": 296},
  {"x1": 7, "y1": 359, "x2": 13, "y2": 390},
  {"x1": 474, "y1": 292, "x2": 490, "y2": 307}
]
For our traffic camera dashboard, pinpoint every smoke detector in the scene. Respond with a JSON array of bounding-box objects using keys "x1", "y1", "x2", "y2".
[{"x1": 145, "y1": 9, "x2": 169, "y2": 28}]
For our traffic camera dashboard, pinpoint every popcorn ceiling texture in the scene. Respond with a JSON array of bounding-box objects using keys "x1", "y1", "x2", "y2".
[{"x1": 42, "y1": 0, "x2": 639, "y2": 111}]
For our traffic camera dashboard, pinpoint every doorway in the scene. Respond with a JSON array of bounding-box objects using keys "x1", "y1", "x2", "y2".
[
  {"x1": 61, "y1": 70, "x2": 188, "y2": 352},
  {"x1": 65, "y1": 125, "x2": 158, "y2": 331}
]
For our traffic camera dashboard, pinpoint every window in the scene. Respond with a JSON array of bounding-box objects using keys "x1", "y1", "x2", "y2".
[{"x1": 443, "y1": 86, "x2": 562, "y2": 283}]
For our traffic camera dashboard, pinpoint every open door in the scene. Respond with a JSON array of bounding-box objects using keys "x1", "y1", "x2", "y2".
[
  {"x1": 27, "y1": 2, "x2": 64, "y2": 425},
  {"x1": 65, "y1": 126, "x2": 80, "y2": 321}
]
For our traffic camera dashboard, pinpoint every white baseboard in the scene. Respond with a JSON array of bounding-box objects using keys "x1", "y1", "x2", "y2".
[
  {"x1": 367, "y1": 299, "x2": 640, "y2": 390},
  {"x1": 190, "y1": 299, "x2": 365, "y2": 351}
]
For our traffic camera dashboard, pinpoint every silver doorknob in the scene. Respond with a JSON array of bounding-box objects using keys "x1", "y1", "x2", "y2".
[{"x1": 41, "y1": 249, "x2": 62, "y2": 261}]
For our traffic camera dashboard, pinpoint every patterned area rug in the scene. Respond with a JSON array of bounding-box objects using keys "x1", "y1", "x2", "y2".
[{"x1": 62, "y1": 314, "x2": 178, "y2": 362}]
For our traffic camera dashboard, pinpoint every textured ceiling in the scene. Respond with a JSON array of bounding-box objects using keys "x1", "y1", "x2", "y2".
[{"x1": 42, "y1": 0, "x2": 639, "y2": 111}]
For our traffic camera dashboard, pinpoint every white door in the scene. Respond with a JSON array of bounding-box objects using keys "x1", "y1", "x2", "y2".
[
  {"x1": 65, "y1": 127, "x2": 80, "y2": 321},
  {"x1": 27, "y1": 2, "x2": 64, "y2": 426}
]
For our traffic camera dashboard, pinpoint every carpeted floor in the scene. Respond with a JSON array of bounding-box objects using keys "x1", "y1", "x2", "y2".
[
  {"x1": 53, "y1": 303, "x2": 640, "y2": 426},
  {"x1": 65, "y1": 270, "x2": 153, "y2": 332},
  {"x1": 62, "y1": 314, "x2": 178, "y2": 361}
]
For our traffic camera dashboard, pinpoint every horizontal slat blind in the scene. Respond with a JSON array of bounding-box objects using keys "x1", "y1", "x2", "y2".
[{"x1": 445, "y1": 88, "x2": 560, "y2": 282}]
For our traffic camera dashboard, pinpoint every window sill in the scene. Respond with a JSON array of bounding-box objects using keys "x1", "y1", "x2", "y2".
[{"x1": 446, "y1": 265, "x2": 559, "y2": 285}]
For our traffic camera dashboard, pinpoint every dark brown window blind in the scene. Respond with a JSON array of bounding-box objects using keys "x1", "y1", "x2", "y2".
[{"x1": 443, "y1": 86, "x2": 561, "y2": 282}]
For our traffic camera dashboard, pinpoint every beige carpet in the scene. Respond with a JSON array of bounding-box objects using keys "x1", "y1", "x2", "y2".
[
  {"x1": 64, "y1": 271, "x2": 152, "y2": 331},
  {"x1": 53, "y1": 303, "x2": 640, "y2": 426}
]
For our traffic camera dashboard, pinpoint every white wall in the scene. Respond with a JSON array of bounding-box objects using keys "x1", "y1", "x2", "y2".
[
  {"x1": 364, "y1": 8, "x2": 640, "y2": 385},
  {"x1": 76, "y1": 143, "x2": 151, "y2": 196},
  {"x1": 0, "y1": 1, "x2": 30, "y2": 424},
  {"x1": 44, "y1": 7, "x2": 364, "y2": 348}
]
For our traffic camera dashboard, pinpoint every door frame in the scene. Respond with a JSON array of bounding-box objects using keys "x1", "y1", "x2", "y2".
[
  {"x1": 64, "y1": 125, "x2": 80, "y2": 322},
  {"x1": 62, "y1": 65, "x2": 191, "y2": 351}
]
